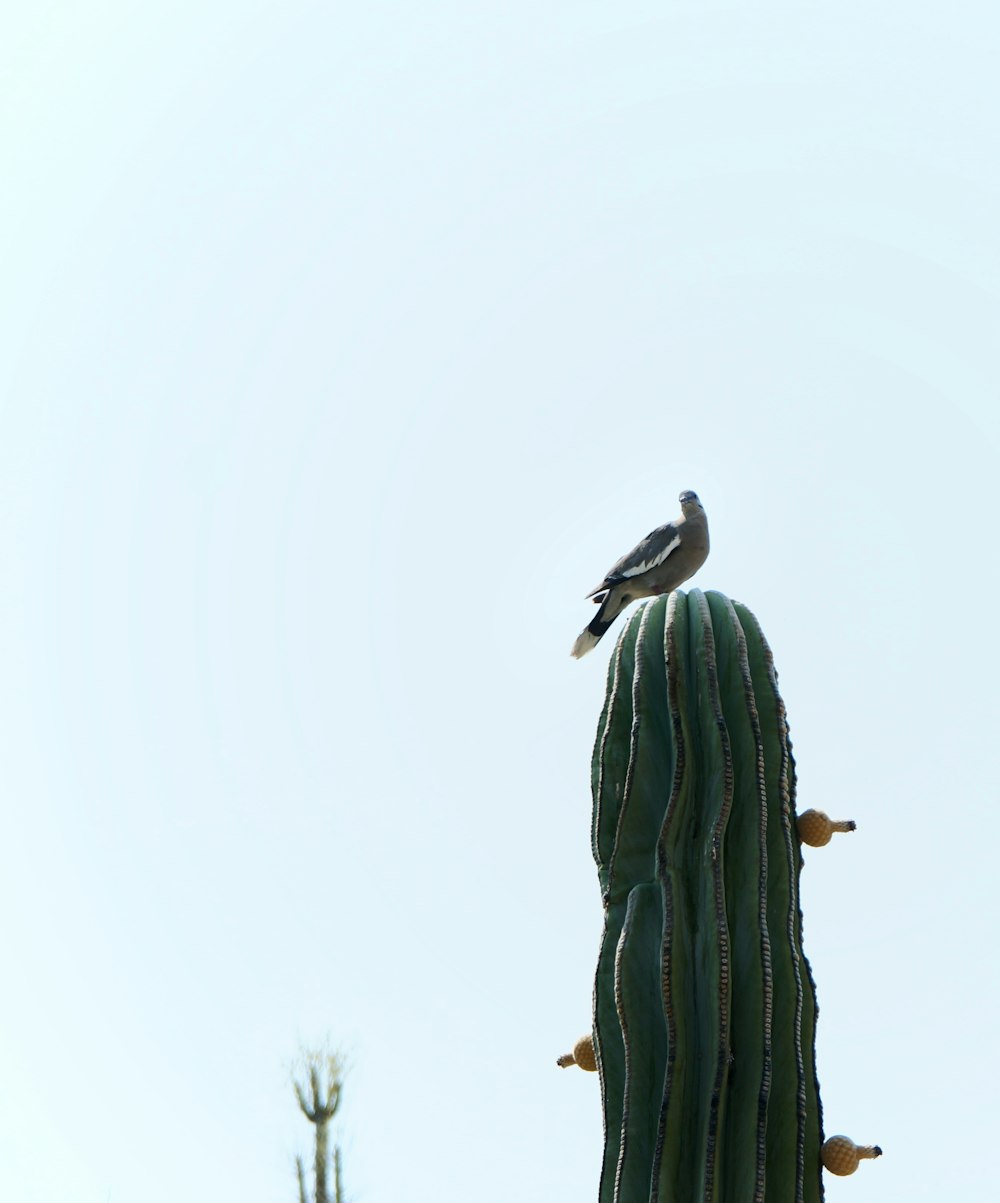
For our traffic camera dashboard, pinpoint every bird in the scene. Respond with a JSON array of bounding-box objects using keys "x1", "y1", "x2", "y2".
[{"x1": 571, "y1": 490, "x2": 710, "y2": 658}]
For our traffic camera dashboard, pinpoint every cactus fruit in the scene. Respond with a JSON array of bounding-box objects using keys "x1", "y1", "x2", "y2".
[
  {"x1": 797, "y1": 809, "x2": 857, "y2": 848},
  {"x1": 821, "y1": 1136, "x2": 882, "y2": 1176},
  {"x1": 557, "y1": 1034, "x2": 598, "y2": 1071},
  {"x1": 588, "y1": 589, "x2": 840, "y2": 1203}
]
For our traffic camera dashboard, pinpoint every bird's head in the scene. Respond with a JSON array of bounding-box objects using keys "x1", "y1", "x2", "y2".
[{"x1": 678, "y1": 490, "x2": 702, "y2": 515}]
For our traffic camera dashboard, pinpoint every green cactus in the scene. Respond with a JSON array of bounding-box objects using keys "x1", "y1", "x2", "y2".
[{"x1": 589, "y1": 589, "x2": 823, "y2": 1203}]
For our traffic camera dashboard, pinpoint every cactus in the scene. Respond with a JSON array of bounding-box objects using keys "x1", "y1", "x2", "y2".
[
  {"x1": 293, "y1": 1050, "x2": 346, "y2": 1203},
  {"x1": 588, "y1": 588, "x2": 865, "y2": 1203}
]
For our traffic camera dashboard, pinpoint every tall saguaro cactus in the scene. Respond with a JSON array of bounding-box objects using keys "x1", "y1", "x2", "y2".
[
  {"x1": 293, "y1": 1050, "x2": 346, "y2": 1203},
  {"x1": 584, "y1": 588, "x2": 871, "y2": 1203}
]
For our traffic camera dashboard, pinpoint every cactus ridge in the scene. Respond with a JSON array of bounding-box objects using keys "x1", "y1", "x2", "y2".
[
  {"x1": 709, "y1": 592, "x2": 772, "y2": 1203},
  {"x1": 590, "y1": 590, "x2": 824, "y2": 1203}
]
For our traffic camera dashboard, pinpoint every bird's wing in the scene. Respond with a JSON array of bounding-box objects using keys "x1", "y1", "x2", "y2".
[{"x1": 585, "y1": 522, "x2": 682, "y2": 597}]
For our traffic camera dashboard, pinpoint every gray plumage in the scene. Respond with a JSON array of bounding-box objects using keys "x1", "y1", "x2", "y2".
[{"x1": 571, "y1": 490, "x2": 710, "y2": 658}]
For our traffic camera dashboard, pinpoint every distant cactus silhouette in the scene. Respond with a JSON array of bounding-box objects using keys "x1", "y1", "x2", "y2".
[{"x1": 293, "y1": 1049, "x2": 346, "y2": 1203}]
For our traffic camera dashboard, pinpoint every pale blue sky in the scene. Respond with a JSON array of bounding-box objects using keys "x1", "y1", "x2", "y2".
[{"x1": 2, "y1": 3, "x2": 998, "y2": 1201}]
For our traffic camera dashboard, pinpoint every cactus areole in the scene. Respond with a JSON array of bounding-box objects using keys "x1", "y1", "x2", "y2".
[{"x1": 590, "y1": 590, "x2": 824, "y2": 1203}]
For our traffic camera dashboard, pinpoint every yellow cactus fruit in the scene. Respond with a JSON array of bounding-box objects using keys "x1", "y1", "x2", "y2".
[
  {"x1": 821, "y1": 1135, "x2": 883, "y2": 1176},
  {"x1": 797, "y1": 809, "x2": 857, "y2": 847},
  {"x1": 556, "y1": 1033, "x2": 597, "y2": 1071}
]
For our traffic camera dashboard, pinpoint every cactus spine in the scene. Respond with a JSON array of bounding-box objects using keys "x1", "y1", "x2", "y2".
[{"x1": 590, "y1": 589, "x2": 824, "y2": 1203}]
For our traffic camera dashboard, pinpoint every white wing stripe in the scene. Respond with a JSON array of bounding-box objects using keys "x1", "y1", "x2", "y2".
[{"x1": 620, "y1": 533, "x2": 681, "y2": 578}]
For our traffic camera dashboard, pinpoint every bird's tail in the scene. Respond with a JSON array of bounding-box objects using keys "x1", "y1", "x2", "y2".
[
  {"x1": 570, "y1": 593, "x2": 620, "y2": 658},
  {"x1": 571, "y1": 627, "x2": 602, "y2": 658}
]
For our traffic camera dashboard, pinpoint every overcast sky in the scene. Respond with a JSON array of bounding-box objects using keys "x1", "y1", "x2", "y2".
[{"x1": 2, "y1": 3, "x2": 998, "y2": 1202}]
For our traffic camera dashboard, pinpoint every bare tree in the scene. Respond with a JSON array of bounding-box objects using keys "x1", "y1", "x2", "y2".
[{"x1": 292, "y1": 1049, "x2": 346, "y2": 1203}]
